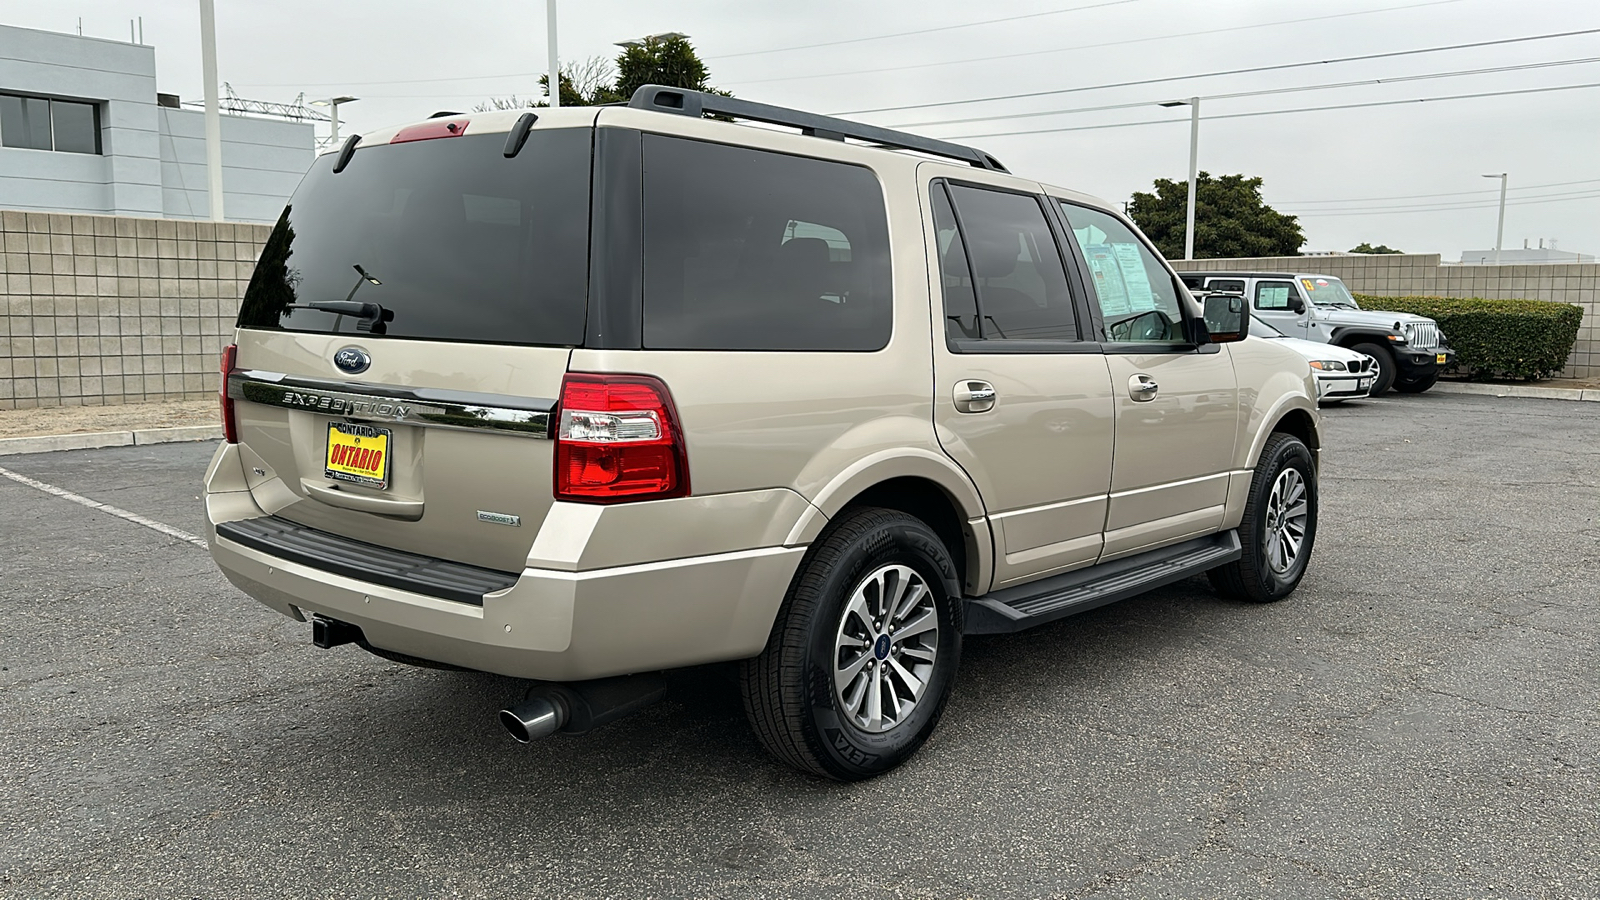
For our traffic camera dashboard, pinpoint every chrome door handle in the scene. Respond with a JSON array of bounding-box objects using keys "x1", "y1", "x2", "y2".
[
  {"x1": 1128, "y1": 373, "x2": 1159, "y2": 402},
  {"x1": 953, "y1": 380, "x2": 997, "y2": 413}
]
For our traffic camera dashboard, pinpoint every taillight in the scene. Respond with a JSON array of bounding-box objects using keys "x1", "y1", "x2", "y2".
[
  {"x1": 555, "y1": 373, "x2": 688, "y2": 504},
  {"x1": 219, "y1": 343, "x2": 238, "y2": 444}
]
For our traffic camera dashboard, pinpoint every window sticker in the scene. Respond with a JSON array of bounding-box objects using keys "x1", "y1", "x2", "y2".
[
  {"x1": 1258, "y1": 285, "x2": 1291, "y2": 309},
  {"x1": 1111, "y1": 242, "x2": 1157, "y2": 313},
  {"x1": 1301, "y1": 279, "x2": 1315, "y2": 291},
  {"x1": 1081, "y1": 244, "x2": 1131, "y2": 316}
]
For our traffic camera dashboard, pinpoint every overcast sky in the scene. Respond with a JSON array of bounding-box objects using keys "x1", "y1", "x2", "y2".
[{"x1": 10, "y1": 0, "x2": 1599, "y2": 258}]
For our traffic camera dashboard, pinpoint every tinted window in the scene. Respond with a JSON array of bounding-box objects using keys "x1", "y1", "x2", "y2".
[
  {"x1": 1207, "y1": 278, "x2": 1246, "y2": 293},
  {"x1": 1255, "y1": 281, "x2": 1297, "y2": 310},
  {"x1": 946, "y1": 185, "x2": 1077, "y2": 341},
  {"x1": 1058, "y1": 202, "x2": 1184, "y2": 343},
  {"x1": 0, "y1": 95, "x2": 51, "y2": 151},
  {"x1": 641, "y1": 135, "x2": 892, "y2": 351},
  {"x1": 238, "y1": 130, "x2": 591, "y2": 346},
  {"x1": 930, "y1": 184, "x2": 979, "y2": 341},
  {"x1": 50, "y1": 100, "x2": 99, "y2": 154}
]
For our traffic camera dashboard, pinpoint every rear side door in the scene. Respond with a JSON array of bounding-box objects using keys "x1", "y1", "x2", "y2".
[
  {"x1": 227, "y1": 121, "x2": 596, "y2": 573},
  {"x1": 1053, "y1": 200, "x2": 1239, "y2": 561},
  {"x1": 923, "y1": 172, "x2": 1115, "y2": 589}
]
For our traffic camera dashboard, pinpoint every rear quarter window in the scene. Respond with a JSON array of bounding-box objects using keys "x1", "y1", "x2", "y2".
[{"x1": 640, "y1": 135, "x2": 893, "y2": 351}]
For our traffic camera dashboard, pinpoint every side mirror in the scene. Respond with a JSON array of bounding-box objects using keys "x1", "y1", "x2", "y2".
[
  {"x1": 1201, "y1": 292, "x2": 1246, "y2": 343},
  {"x1": 1288, "y1": 296, "x2": 1306, "y2": 314}
]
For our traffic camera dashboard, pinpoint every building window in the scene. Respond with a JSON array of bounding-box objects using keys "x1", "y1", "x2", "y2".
[{"x1": 0, "y1": 94, "x2": 101, "y2": 154}]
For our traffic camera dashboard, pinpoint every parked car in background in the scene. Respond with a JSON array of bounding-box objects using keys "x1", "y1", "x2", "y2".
[
  {"x1": 1249, "y1": 315, "x2": 1374, "y2": 404},
  {"x1": 1178, "y1": 272, "x2": 1453, "y2": 396}
]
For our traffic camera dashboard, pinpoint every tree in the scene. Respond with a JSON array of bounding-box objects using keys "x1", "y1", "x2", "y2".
[
  {"x1": 477, "y1": 36, "x2": 727, "y2": 112},
  {"x1": 1350, "y1": 242, "x2": 1403, "y2": 254},
  {"x1": 1129, "y1": 172, "x2": 1303, "y2": 259},
  {"x1": 614, "y1": 35, "x2": 728, "y2": 100}
]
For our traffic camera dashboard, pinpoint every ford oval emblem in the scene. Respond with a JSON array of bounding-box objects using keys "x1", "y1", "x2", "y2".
[{"x1": 333, "y1": 346, "x2": 371, "y2": 375}]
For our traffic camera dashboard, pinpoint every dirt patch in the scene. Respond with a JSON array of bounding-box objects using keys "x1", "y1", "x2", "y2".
[{"x1": 0, "y1": 400, "x2": 218, "y2": 439}]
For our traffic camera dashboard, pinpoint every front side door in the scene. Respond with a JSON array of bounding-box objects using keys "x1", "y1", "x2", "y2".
[
  {"x1": 1253, "y1": 278, "x2": 1308, "y2": 337},
  {"x1": 1054, "y1": 200, "x2": 1239, "y2": 561},
  {"x1": 923, "y1": 173, "x2": 1114, "y2": 589}
]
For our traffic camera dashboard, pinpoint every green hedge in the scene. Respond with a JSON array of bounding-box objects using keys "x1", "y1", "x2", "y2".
[{"x1": 1352, "y1": 294, "x2": 1583, "y2": 381}]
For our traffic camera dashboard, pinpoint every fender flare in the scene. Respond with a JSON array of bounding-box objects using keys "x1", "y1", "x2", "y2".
[
  {"x1": 1327, "y1": 325, "x2": 1400, "y2": 348},
  {"x1": 1244, "y1": 391, "x2": 1320, "y2": 470},
  {"x1": 785, "y1": 447, "x2": 994, "y2": 595}
]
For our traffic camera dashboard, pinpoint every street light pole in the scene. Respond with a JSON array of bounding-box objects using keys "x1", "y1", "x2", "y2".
[
  {"x1": 197, "y1": 0, "x2": 224, "y2": 222},
  {"x1": 1483, "y1": 172, "x2": 1507, "y2": 265},
  {"x1": 546, "y1": 0, "x2": 560, "y2": 108},
  {"x1": 313, "y1": 96, "x2": 359, "y2": 144},
  {"x1": 1159, "y1": 97, "x2": 1201, "y2": 260}
]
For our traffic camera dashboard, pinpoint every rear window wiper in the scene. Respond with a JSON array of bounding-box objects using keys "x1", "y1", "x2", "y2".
[{"x1": 286, "y1": 265, "x2": 394, "y2": 333}]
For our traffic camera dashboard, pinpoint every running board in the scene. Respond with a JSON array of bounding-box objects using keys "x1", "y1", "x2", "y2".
[{"x1": 964, "y1": 531, "x2": 1242, "y2": 635}]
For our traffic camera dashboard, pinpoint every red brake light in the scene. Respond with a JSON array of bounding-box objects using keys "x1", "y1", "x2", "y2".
[
  {"x1": 555, "y1": 373, "x2": 688, "y2": 504},
  {"x1": 219, "y1": 343, "x2": 238, "y2": 444}
]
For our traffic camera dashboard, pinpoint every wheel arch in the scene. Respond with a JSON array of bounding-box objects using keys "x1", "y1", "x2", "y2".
[{"x1": 789, "y1": 450, "x2": 993, "y2": 597}]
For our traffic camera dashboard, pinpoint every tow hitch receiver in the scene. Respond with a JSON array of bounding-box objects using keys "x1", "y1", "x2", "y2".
[{"x1": 311, "y1": 614, "x2": 363, "y2": 649}]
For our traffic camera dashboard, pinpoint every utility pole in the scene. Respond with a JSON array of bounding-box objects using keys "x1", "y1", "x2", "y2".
[
  {"x1": 198, "y1": 0, "x2": 225, "y2": 221},
  {"x1": 546, "y1": 0, "x2": 560, "y2": 108},
  {"x1": 1483, "y1": 172, "x2": 1507, "y2": 265},
  {"x1": 1159, "y1": 97, "x2": 1201, "y2": 260}
]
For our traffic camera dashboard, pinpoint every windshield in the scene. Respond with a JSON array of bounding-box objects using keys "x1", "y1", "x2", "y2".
[
  {"x1": 1299, "y1": 276, "x2": 1360, "y2": 309},
  {"x1": 1249, "y1": 315, "x2": 1285, "y2": 338},
  {"x1": 237, "y1": 129, "x2": 592, "y2": 346}
]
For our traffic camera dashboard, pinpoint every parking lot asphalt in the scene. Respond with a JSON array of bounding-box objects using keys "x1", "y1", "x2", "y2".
[{"x1": 1, "y1": 392, "x2": 1596, "y2": 899}]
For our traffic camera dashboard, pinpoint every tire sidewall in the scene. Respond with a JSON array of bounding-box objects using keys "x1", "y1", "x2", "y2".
[
  {"x1": 1353, "y1": 342, "x2": 1395, "y2": 396},
  {"x1": 1246, "y1": 438, "x2": 1318, "y2": 601},
  {"x1": 800, "y1": 516, "x2": 962, "y2": 779}
]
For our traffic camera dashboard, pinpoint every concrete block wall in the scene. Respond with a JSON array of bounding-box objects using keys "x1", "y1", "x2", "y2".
[
  {"x1": 1173, "y1": 254, "x2": 1599, "y2": 379},
  {"x1": 0, "y1": 209, "x2": 269, "y2": 410}
]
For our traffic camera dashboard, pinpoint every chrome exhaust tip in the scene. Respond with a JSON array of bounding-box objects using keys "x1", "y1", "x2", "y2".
[{"x1": 498, "y1": 694, "x2": 567, "y2": 743}]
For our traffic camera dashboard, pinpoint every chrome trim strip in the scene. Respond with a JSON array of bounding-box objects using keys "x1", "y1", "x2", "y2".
[
  {"x1": 230, "y1": 370, "x2": 553, "y2": 439},
  {"x1": 1109, "y1": 471, "x2": 1230, "y2": 499},
  {"x1": 989, "y1": 492, "x2": 1108, "y2": 521}
]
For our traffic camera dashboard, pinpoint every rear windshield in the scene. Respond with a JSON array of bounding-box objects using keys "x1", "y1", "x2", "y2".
[{"x1": 238, "y1": 129, "x2": 592, "y2": 346}]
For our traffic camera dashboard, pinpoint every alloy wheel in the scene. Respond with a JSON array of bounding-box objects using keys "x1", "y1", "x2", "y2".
[{"x1": 832, "y1": 564, "x2": 940, "y2": 733}]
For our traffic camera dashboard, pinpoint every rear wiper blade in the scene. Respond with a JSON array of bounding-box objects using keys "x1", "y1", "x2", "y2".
[{"x1": 287, "y1": 300, "x2": 395, "y2": 334}]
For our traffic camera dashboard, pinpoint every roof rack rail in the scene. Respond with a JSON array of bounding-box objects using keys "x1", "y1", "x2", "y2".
[{"x1": 627, "y1": 85, "x2": 1007, "y2": 173}]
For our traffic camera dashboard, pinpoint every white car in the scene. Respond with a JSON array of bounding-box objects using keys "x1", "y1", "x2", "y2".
[{"x1": 1249, "y1": 315, "x2": 1374, "y2": 403}]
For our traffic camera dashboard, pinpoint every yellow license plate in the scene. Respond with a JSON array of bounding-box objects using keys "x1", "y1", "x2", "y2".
[
  {"x1": 325, "y1": 422, "x2": 390, "y2": 488},
  {"x1": 1436, "y1": 353, "x2": 1447, "y2": 364}
]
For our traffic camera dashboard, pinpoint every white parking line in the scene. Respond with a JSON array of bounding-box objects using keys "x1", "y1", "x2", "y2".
[{"x1": 0, "y1": 464, "x2": 208, "y2": 549}]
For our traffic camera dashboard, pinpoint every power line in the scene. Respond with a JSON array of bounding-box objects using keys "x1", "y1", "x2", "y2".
[
  {"x1": 942, "y1": 81, "x2": 1600, "y2": 140},
  {"x1": 713, "y1": 0, "x2": 1140, "y2": 60},
  {"x1": 1288, "y1": 186, "x2": 1600, "y2": 213},
  {"x1": 1280, "y1": 178, "x2": 1600, "y2": 205},
  {"x1": 839, "y1": 27, "x2": 1600, "y2": 117},
  {"x1": 1292, "y1": 190, "x2": 1600, "y2": 217},
  {"x1": 896, "y1": 56, "x2": 1600, "y2": 130},
  {"x1": 723, "y1": 0, "x2": 1472, "y2": 86}
]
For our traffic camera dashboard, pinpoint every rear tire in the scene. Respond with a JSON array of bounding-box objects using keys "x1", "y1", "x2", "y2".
[
  {"x1": 740, "y1": 507, "x2": 962, "y2": 781},
  {"x1": 1393, "y1": 371, "x2": 1439, "y2": 393},
  {"x1": 1209, "y1": 432, "x2": 1318, "y2": 604},
  {"x1": 1351, "y1": 342, "x2": 1396, "y2": 396}
]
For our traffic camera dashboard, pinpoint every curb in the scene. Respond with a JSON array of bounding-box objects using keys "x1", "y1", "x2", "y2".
[
  {"x1": 1430, "y1": 381, "x2": 1599, "y2": 402},
  {"x1": 0, "y1": 424, "x2": 222, "y2": 457}
]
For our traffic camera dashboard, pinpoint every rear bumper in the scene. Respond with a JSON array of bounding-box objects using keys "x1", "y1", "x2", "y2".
[{"x1": 204, "y1": 448, "x2": 808, "y2": 681}]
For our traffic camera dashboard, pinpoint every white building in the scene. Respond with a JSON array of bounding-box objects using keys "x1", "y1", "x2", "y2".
[{"x1": 0, "y1": 23, "x2": 312, "y2": 223}]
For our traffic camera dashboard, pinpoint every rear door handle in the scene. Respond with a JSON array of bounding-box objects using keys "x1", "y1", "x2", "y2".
[
  {"x1": 953, "y1": 380, "x2": 996, "y2": 413},
  {"x1": 301, "y1": 479, "x2": 424, "y2": 521},
  {"x1": 1128, "y1": 373, "x2": 1159, "y2": 402}
]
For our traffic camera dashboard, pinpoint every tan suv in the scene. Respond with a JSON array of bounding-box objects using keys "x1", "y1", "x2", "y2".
[{"x1": 205, "y1": 86, "x2": 1321, "y2": 780}]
